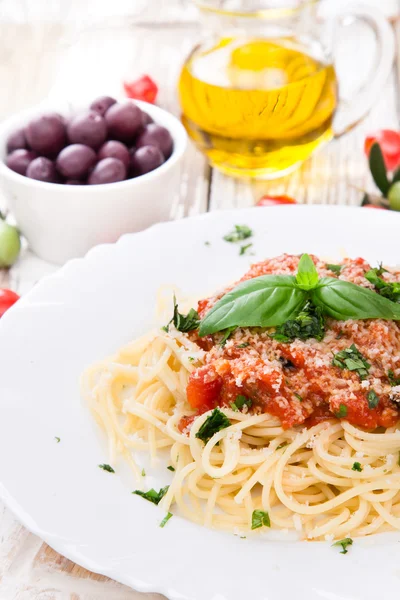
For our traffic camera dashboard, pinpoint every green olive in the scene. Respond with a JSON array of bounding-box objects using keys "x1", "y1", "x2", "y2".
[
  {"x1": 0, "y1": 220, "x2": 21, "y2": 268},
  {"x1": 388, "y1": 181, "x2": 400, "y2": 211}
]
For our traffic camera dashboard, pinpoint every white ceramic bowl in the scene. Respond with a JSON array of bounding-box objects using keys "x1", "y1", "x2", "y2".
[{"x1": 0, "y1": 99, "x2": 187, "y2": 264}]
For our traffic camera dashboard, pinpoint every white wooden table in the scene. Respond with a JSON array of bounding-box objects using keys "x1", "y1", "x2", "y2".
[{"x1": 1, "y1": 1, "x2": 400, "y2": 597}]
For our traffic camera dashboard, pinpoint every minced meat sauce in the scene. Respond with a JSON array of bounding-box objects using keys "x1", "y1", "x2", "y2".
[{"x1": 183, "y1": 254, "x2": 400, "y2": 431}]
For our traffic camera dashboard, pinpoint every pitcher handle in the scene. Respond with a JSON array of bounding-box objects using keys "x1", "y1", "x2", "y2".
[{"x1": 332, "y1": 3, "x2": 395, "y2": 138}]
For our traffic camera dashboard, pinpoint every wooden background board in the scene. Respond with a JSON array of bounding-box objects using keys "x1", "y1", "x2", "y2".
[{"x1": 0, "y1": 0, "x2": 399, "y2": 597}]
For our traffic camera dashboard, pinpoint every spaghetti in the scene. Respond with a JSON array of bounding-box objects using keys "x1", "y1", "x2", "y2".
[{"x1": 81, "y1": 254, "x2": 400, "y2": 541}]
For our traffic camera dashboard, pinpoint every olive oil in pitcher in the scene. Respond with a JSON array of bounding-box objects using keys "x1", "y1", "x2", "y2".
[{"x1": 179, "y1": 37, "x2": 338, "y2": 178}]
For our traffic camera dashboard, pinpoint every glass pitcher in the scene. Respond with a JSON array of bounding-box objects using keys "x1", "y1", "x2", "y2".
[{"x1": 178, "y1": 0, "x2": 394, "y2": 179}]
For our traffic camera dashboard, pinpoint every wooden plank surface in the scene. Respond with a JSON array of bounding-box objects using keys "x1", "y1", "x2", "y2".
[{"x1": 0, "y1": 1, "x2": 399, "y2": 597}]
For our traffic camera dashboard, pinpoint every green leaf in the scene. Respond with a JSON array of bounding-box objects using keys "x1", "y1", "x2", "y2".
[
  {"x1": 54, "y1": 436, "x2": 60, "y2": 443},
  {"x1": 332, "y1": 538, "x2": 353, "y2": 554},
  {"x1": 271, "y1": 301, "x2": 325, "y2": 342},
  {"x1": 369, "y1": 142, "x2": 390, "y2": 196},
  {"x1": 199, "y1": 275, "x2": 306, "y2": 336},
  {"x1": 295, "y1": 253, "x2": 319, "y2": 290},
  {"x1": 99, "y1": 464, "x2": 115, "y2": 473},
  {"x1": 352, "y1": 462, "x2": 362, "y2": 472},
  {"x1": 195, "y1": 408, "x2": 231, "y2": 444},
  {"x1": 388, "y1": 369, "x2": 400, "y2": 386},
  {"x1": 392, "y1": 167, "x2": 400, "y2": 185},
  {"x1": 164, "y1": 296, "x2": 200, "y2": 333},
  {"x1": 311, "y1": 278, "x2": 400, "y2": 321},
  {"x1": 239, "y1": 243, "x2": 253, "y2": 256},
  {"x1": 133, "y1": 486, "x2": 169, "y2": 505},
  {"x1": 365, "y1": 269, "x2": 400, "y2": 303},
  {"x1": 335, "y1": 404, "x2": 348, "y2": 418},
  {"x1": 219, "y1": 326, "x2": 237, "y2": 347},
  {"x1": 224, "y1": 225, "x2": 253, "y2": 243},
  {"x1": 326, "y1": 263, "x2": 343, "y2": 276},
  {"x1": 237, "y1": 342, "x2": 249, "y2": 348},
  {"x1": 231, "y1": 395, "x2": 252, "y2": 411},
  {"x1": 367, "y1": 389, "x2": 379, "y2": 409},
  {"x1": 167, "y1": 465, "x2": 175, "y2": 472},
  {"x1": 251, "y1": 510, "x2": 271, "y2": 530},
  {"x1": 332, "y1": 344, "x2": 370, "y2": 380},
  {"x1": 160, "y1": 512, "x2": 173, "y2": 528}
]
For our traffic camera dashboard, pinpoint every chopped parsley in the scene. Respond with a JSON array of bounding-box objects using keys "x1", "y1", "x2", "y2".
[
  {"x1": 277, "y1": 442, "x2": 288, "y2": 450},
  {"x1": 326, "y1": 263, "x2": 343, "y2": 276},
  {"x1": 367, "y1": 389, "x2": 379, "y2": 409},
  {"x1": 54, "y1": 436, "x2": 60, "y2": 443},
  {"x1": 335, "y1": 404, "x2": 348, "y2": 418},
  {"x1": 188, "y1": 356, "x2": 195, "y2": 363},
  {"x1": 219, "y1": 326, "x2": 237, "y2": 347},
  {"x1": 388, "y1": 369, "x2": 400, "y2": 387},
  {"x1": 239, "y1": 243, "x2": 253, "y2": 256},
  {"x1": 230, "y1": 395, "x2": 252, "y2": 412},
  {"x1": 163, "y1": 296, "x2": 200, "y2": 333},
  {"x1": 99, "y1": 464, "x2": 115, "y2": 473},
  {"x1": 352, "y1": 462, "x2": 362, "y2": 472},
  {"x1": 237, "y1": 342, "x2": 249, "y2": 348},
  {"x1": 251, "y1": 510, "x2": 271, "y2": 530},
  {"x1": 141, "y1": 468, "x2": 146, "y2": 477},
  {"x1": 167, "y1": 465, "x2": 175, "y2": 472},
  {"x1": 336, "y1": 331, "x2": 344, "y2": 340},
  {"x1": 332, "y1": 344, "x2": 370, "y2": 380},
  {"x1": 294, "y1": 392, "x2": 303, "y2": 402},
  {"x1": 332, "y1": 537, "x2": 353, "y2": 554},
  {"x1": 271, "y1": 301, "x2": 325, "y2": 343},
  {"x1": 224, "y1": 224, "x2": 253, "y2": 243},
  {"x1": 133, "y1": 485, "x2": 169, "y2": 505},
  {"x1": 365, "y1": 268, "x2": 400, "y2": 303},
  {"x1": 160, "y1": 512, "x2": 173, "y2": 528},
  {"x1": 195, "y1": 408, "x2": 231, "y2": 444},
  {"x1": 204, "y1": 241, "x2": 210, "y2": 246}
]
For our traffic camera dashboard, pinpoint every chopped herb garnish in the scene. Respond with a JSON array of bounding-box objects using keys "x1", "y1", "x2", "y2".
[
  {"x1": 332, "y1": 537, "x2": 353, "y2": 554},
  {"x1": 163, "y1": 295, "x2": 200, "y2": 333},
  {"x1": 336, "y1": 331, "x2": 344, "y2": 340},
  {"x1": 271, "y1": 301, "x2": 325, "y2": 343},
  {"x1": 352, "y1": 462, "x2": 362, "y2": 472},
  {"x1": 277, "y1": 442, "x2": 288, "y2": 450},
  {"x1": 251, "y1": 510, "x2": 271, "y2": 530},
  {"x1": 326, "y1": 263, "x2": 343, "y2": 275},
  {"x1": 204, "y1": 241, "x2": 210, "y2": 246},
  {"x1": 167, "y1": 465, "x2": 175, "y2": 472},
  {"x1": 294, "y1": 392, "x2": 303, "y2": 402},
  {"x1": 160, "y1": 512, "x2": 173, "y2": 528},
  {"x1": 54, "y1": 436, "x2": 60, "y2": 443},
  {"x1": 230, "y1": 395, "x2": 252, "y2": 412},
  {"x1": 335, "y1": 404, "x2": 348, "y2": 418},
  {"x1": 224, "y1": 224, "x2": 253, "y2": 243},
  {"x1": 332, "y1": 344, "x2": 370, "y2": 380},
  {"x1": 99, "y1": 464, "x2": 115, "y2": 473},
  {"x1": 219, "y1": 326, "x2": 237, "y2": 347},
  {"x1": 388, "y1": 369, "x2": 400, "y2": 386},
  {"x1": 133, "y1": 485, "x2": 169, "y2": 505},
  {"x1": 239, "y1": 243, "x2": 253, "y2": 256},
  {"x1": 188, "y1": 356, "x2": 195, "y2": 362},
  {"x1": 141, "y1": 468, "x2": 146, "y2": 477},
  {"x1": 365, "y1": 268, "x2": 400, "y2": 303},
  {"x1": 367, "y1": 389, "x2": 379, "y2": 409},
  {"x1": 237, "y1": 342, "x2": 249, "y2": 348},
  {"x1": 195, "y1": 408, "x2": 231, "y2": 444}
]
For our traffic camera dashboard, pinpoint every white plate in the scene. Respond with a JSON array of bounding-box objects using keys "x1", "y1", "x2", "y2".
[{"x1": 1, "y1": 206, "x2": 400, "y2": 600}]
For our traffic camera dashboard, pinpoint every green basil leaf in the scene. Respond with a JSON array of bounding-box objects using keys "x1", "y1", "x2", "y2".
[
  {"x1": 367, "y1": 389, "x2": 379, "y2": 409},
  {"x1": 332, "y1": 537, "x2": 353, "y2": 554},
  {"x1": 195, "y1": 408, "x2": 231, "y2": 444},
  {"x1": 271, "y1": 301, "x2": 325, "y2": 343},
  {"x1": 369, "y1": 142, "x2": 390, "y2": 196},
  {"x1": 326, "y1": 263, "x2": 343, "y2": 276},
  {"x1": 251, "y1": 510, "x2": 271, "y2": 530},
  {"x1": 365, "y1": 269, "x2": 400, "y2": 303},
  {"x1": 311, "y1": 278, "x2": 400, "y2": 321},
  {"x1": 295, "y1": 253, "x2": 319, "y2": 290},
  {"x1": 199, "y1": 275, "x2": 306, "y2": 336},
  {"x1": 392, "y1": 167, "x2": 400, "y2": 185}
]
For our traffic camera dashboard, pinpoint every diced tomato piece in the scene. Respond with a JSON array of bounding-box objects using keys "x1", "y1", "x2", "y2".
[
  {"x1": 178, "y1": 415, "x2": 196, "y2": 433},
  {"x1": 330, "y1": 392, "x2": 398, "y2": 429},
  {"x1": 0, "y1": 289, "x2": 19, "y2": 318},
  {"x1": 187, "y1": 366, "x2": 222, "y2": 412},
  {"x1": 257, "y1": 195, "x2": 297, "y2": 207},
  {"x1": 123, "y1": 75, "x2": 158, "y2": 104}
]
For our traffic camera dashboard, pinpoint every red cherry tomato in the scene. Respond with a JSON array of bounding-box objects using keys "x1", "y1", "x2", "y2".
[
  {"x1": 0, "y1": 288, "x2": 19, "y2": 317},
  {"x1": 123, "y1": 75, "x2": 158, "y2": 104},
  {"x1": 257, "y1": 195, "x2": 297, "y2": 207},
  {"x1": 364, "y1": 130, "x2": 400, "y2": 171}
]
